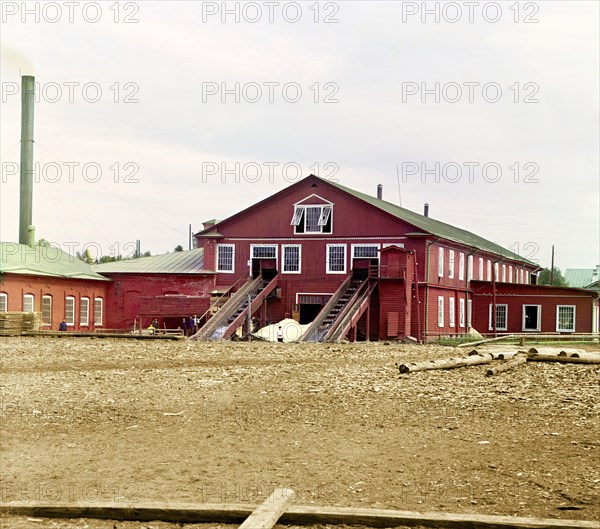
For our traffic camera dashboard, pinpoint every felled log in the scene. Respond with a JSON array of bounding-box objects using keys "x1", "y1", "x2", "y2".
[
  {"x1": 527, "y1": 347, "x2": 592, "y2": 356},
  {"x1": 486, "y1": 352, "x2": 527, "y2": 376},
  {"x1": 398, "y1": 353, "x2": 494, "y2": 374},
  {"x1": 526, "y1": 351, "x2": 600, "y2": 364}
]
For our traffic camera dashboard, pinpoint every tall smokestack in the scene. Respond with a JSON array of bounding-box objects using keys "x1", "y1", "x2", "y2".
[
  {"x1": 377, "y1": 184, "x2": 383, "y2": 200},
  {"x1": 19, "y1": 75, "x2": 35, "y2": 246},
  {"x1": 424, "y1": 203, "x2": 429, "y2": 217}
]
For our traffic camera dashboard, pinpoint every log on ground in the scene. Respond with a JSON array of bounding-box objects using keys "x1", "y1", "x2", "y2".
[
  {"x1": 486, "y1": 352, "x2": 528, "y2": 376},
  {"x1": 399, "y1": 353, "x2": 494, "y2": 374}
]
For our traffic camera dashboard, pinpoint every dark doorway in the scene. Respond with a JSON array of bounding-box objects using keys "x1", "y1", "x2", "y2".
[
  {"x1": 299, "y1": 303, "x2": 323, "y2": 324},
  {"x1": 523, "y1": 305, "x2": 541, "y2": 331}
]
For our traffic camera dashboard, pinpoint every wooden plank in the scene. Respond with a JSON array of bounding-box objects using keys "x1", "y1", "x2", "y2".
[
  {"x1": 239, "y1": 488, "x2": 295, "y2": 529},
  {"x1": 1, "y1": 502, "x2": 597, "y2": 529}
]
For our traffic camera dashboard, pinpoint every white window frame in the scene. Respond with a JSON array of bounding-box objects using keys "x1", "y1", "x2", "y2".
[
  {"x1": 478, "y1": 257, "x2": 483, "y2": 281},
  {"x1": 42, "y1": 295, "x2": 52, "y2": 326},
  {"x1": 489, "y1": 304, "x2": 508, "y2": 331},
  {"x1": 282, "y1": 244, "x2": 301, "y2": 274},
  {"x1": 449, "y1": 297, "x2": 455, "y2": 328},
  {"x1": 351, "y1": 244, "x2": 380, "y2": 261},
  {"x1": 494, "y1": 262, "x2": 499, "y2": 281},
  {"x1": 467, "y1": 299, "x2": 472, "y2": 328},
  {"x1": 502, "y1": 264, "x2": 506, "y2": 283},
  {"x1": 0, "y1": 292, "x2": 7, "y2": 312},
  {"x1": 292, "y1": 204, "x2": 333, "y2": 234},
  {"x1": 520, "y1": 269, "x2": 524, "y2": 284},
  {"x1": 65, "y1": 296, "x2": 76, "y2": 326},
  {"x1": 467, "y1": 255, "x2": 473, "y2": 281},
  {"x1": 487, "y1": 260, "x2": 492, "y2": 281},
  {"x1": 508, "y1": 265, "x2": 513, "y2": 283},
  {"x1": 459, "y1": 298, "x2": 465, "y2": 328},
  {"x1": 448, "y1": 250, "x2": 455, "y2": 279},
  {"x1": 459, "y1": 252, "x2": 465, "y2": 281},
  {"x1": 556, "y1": 305, "x2": 576, "y2": 332},
  {"x1": 94, "y1": 297, "x2": 103, "y2": 327},
  {"x1": 23, "y1": 293, "x2": 34, "y2": 312},
  {"x1": 326, "y1": 244, "x2": 347, "y2": 274},
  {"x1": 525, "y1": 270, "x2": 529, "y2": 284},
  {"x1": 216, "y1": 244, "x2": 235, "y2": 273},
  {"x1": 437, "y1": 296, "x2": 444, "y2": 327},
  {"x1": 382, "y1": 242, "x2": 405, "y2": 248},
  {"x1": 438, "y1": 247, "x2": 444, "y2": 278},
  {"x1": 250, "y1": 244, "x2": 278, "y2": 260},
  {"x1": 80, "y1": 297, "x2": 90, "y2": 327},
  {"x1": 522, "y1": 304, "x2": 542, "y2": 332}
]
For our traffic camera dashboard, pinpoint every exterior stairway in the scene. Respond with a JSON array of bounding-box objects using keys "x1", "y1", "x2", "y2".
[
  {"x1": 300, "y1": 276, "x2": 375, "y2": 342},
  {"x1": 192, "y1": 275, "x2": 278, "y2": 341}
]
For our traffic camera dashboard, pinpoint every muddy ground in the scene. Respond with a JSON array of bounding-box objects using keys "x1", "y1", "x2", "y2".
[{"x1": 0, "y1": 338, "x2": 598, "y2": 528}]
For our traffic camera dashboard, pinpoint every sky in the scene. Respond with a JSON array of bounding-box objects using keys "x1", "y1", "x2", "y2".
[{"x1": 0, "y1": 0, "x2": 598, "y2": 270}]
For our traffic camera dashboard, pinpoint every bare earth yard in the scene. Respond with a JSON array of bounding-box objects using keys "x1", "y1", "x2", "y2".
[{"x1": 0, "y1": 338, "x2": 598, "y2": 528}]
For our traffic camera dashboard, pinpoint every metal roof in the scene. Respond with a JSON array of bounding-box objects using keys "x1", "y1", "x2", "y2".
[
  {"x1": 0, "y1": 242, "x2": 110, "y2": 281},
  {"x1": 326, "y1": 178, "x2": 537, "y2": 265},
  {"x1": 564, "y1": 268, "x2": 599, "y2": 288},
  {"x1": 92, "y1": 248, "x2": 208, "y2": 274}
]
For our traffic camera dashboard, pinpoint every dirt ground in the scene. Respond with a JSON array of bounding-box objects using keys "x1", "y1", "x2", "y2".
[{"x1": 0, "y1": 337, "x2": 598, "y2": 528}]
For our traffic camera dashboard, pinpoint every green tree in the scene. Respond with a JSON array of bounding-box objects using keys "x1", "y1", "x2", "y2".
[{"x1": 537, "y1": 267, "x2": 567, "y2": 286}]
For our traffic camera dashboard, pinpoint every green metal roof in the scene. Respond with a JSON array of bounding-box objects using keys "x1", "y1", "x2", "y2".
[
  {"x1": 326, "y1": 178, "x2": 536, "y2": 265},
  {"x1": 564, "y1": 268, "x2": 599, "y2": 288},
  {"x1": 0, "y1": 242, "x2": 110, "y2": 281},
  {"x1": 92, "y1": 248, "x2": 208, "y2": 274}
]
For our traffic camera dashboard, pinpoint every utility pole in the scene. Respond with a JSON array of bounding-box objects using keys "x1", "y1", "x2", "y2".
[{"x1": 550, "y1": 245, "x2": 555, "y2": 286}]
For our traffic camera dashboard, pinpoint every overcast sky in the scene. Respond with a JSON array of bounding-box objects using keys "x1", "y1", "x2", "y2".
[{"x1": 1, "y1": 0, "x2": 598, "y2": 269}]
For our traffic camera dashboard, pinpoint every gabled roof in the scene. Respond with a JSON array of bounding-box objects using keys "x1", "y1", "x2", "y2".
[
  {"x1": 0, "y1": 242, "x2": 110, "y2": 281},
  {"x1": 564, "y1": 268, "x2": 599, "y2": 288},
  {"x1": 92, "y1": 248, "x2": 210, "y2": 274}
]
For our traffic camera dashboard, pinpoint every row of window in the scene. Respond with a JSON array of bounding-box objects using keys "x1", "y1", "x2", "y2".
[
  {"x1": 437, "y1": 296, "x2": 472, "y2": 328},
  {"x1": 0, "y1": 293, "x2": 103, "y2": 327},
  {"x1": 488, "y1": 304, "x2": 576, "y2": 332},
  {"x1": 437, "y1": 248, "x2": 530, "y2": 284},
  {"x1": 217, "y1": 243, "x2": 403, "y2": 274}
]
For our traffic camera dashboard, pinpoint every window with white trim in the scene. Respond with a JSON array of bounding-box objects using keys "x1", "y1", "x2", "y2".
[
  {"x1": 382, "y1": 242, "x2": 405, "y2": 248},
  {"x1": 478, "y1": 258, "x2": 483, "y2": 281},
  {"x1": 489, "y1": 304, "x2": 508, "y2": 331},
  {"x1": 520, "y1": 269, "x2": 524, "y2": 284},
  {"x1": 494, "y1": 262, "x2": 499, "y2": 281},
  {"x1": 251, "y1": 245, "x2": 277, "y2": 259},
  {"x1": 459, "y1": 298, "x2": 465, "y2": 328},
  {"x1": 437, "y1": 296, "x2": 444, "y2": 327},
  {"x1": 449, "y1": 297, "x2": 455, "y2": 327},
  {"x1": 448, "y1": 250, "x2": 455, "y2": 279},
  {"x1": 487, "y1": 260, "x2": 492, "y2": 281},
  {"x1": 556, "y1": 305, "x2": 576, "y2": 332},
  {"x1": 467, "y1": 299, "x2": 472, "y2": 328},
  {"x1": 467, "y1": 255, "x2": 473, "y2": 281},
  {"x1": 459, "y1": 252, "x2": 465, "y2": 281},
  {"x1": 282, "y1": 245, "x2": 301, "y2": 274},
  {"x1": 0, "y1": 293, "x2": 7, "y2": 312},
  {"x1": 327, "y1": 244, "x2": 346, "y2": 274},
  {"x1": 525, "y1": 271, "x2": 529, "y2": 284},
  {"x1": 94, "y1": 298, "x2": 103, "y2": 326},
  {"x1": 291, "y1": 205, "x2": 332, "y2": 234},
  {"x1": 217, "y1": 244, "x2": 235, "y2": 273},
  {"x1": 352, "y1": 244, "x2": 380, "y2": 259},
  {"x1": 42, "y1": 295, "x2": 52, "y2": 326},
  {"x1": 508, "y1": 265, "x2": 513, "y2": 283},
  {"x1": 65, "y1": 296, "x2": 76, "y2": 326},
  {"x1": 502, "y1": 264, "x2": 506, "y2": 282},
  {"x1": 80, "y1": 297, "x2": 90, "y2": 326},
  {"x1": 438, "y1": 248, "x2": 444, "y2": 277},
  {"x1": 23, "y1": 294, "x2": 34, "y2": 312}
]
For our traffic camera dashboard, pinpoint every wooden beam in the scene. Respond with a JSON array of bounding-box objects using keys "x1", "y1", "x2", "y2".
[
  {"x1": 239, "y1": 488, "x2": 295, "y2": 529},
  {"x1": 486, "y1": 352, "x2": 527, "y2": 376},
  {"x1": 1, "y1": 502, "x2": 597, "y2": 529}
]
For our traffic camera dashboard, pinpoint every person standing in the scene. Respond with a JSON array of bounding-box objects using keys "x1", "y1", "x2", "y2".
[{"x1": 277, "y1": 325, "x2": 284, "y2": 343}]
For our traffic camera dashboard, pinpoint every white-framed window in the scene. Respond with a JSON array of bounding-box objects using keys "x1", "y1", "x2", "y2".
[
  {"x1": 508, "y1": 265, "x2": 513, "y2": 283},
  {"x1": 42, "y1": 295, "x2": 52, "y2": 326},
  {"x1": 520, "y1": 269, "x2": 524, "y2": 284},
  {"x1": 65, "y1": 296, "x2": 76, "y2": 326},
  {"x1": 291, "y1": 204, "x2": 332, "y2": 234},
  {"x1": 449, "y1": 297, "x2": 455, "y2": 327},
  {"x1": 467, "y1": 299, "x2": 472, "y2": 328},
  {"x1": 489, "y1": 304, "x2": 508, "y2": 331},
  {"x1": 487, "y1": 260, "x2": 492, "y2": 281},
  {"x1": 494, "y1": 262, "x2": 499, "y2": 281},
  {"x1": 352, "y1": 244, "x2": 380, "y2": 260},
  {"x1": 459, "y1": 252, "x2": 465, "y2": 281},
  {"x1": 459, "y1": 298, "x2": 465, "y2": 328},
  {"x1": 23, "y1": 294, "x2": 34, "y2": 312},
  {"x1": 467, "y1": 255, "x2": 473, "y2": 281},
  {"x1": 438, "y1": 247, "x2": 444, "y2": 278},
  {"x1": 501, "y1": 264, "x2": 506, "y2": 282},
  {"x1": 525, "y1": 271, "x2": 529, "y2": 284},
  {"x1": 326, "y1": 244, "x2": 346, "y2": 274},
  {"x1": 556, "y1": 306, "x2": 576, "y2": 332},
  {"x1": 448, "y1": 250, "x2": 455, "y2": 279},
  {"x1": 382, "y1": 242, "x2": 405, "y2": 248},
  {"x1": 216, "y1": 244, "x2": 235, "y2": 273},
  {"x1": 80, "y1": 297, "x2": 90, "y2": 326},
  {"x1": 282, "y1": 245, "x2": 301, "y2": 274},
  {"x1": 0, "y1": 293, "x2": 7, "y2": 312},
  {"x1": 437, "y1": 296, "x2": 444, "y2": 327},
  {"x1": 251, "y1": 244, "x2": 277, "y2": 259},
  {"x1": 523, "y1": 304, "x2": 541, "y2": 331},
  {"x1": 94, "y1": 297, "x2": 103, "y2": 327},
  {"x1": 478, "y1": 257, "x2": 483, "y2": 281}
]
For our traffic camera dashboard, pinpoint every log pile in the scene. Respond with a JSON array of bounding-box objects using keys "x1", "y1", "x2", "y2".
[{"x1": 0, "y1": 312, "x2": 41, "y2": 336}]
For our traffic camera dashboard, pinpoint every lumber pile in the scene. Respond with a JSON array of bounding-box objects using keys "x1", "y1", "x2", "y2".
[{"x1": 0, "y1": 311, "x2": 41, "y2": 336}]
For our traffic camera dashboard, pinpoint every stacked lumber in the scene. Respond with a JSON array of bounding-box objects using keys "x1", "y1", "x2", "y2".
[{"x1": 0, "y1": 311, "x2": 41, "y2": 336}]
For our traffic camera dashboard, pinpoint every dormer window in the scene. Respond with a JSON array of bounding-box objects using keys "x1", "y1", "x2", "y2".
[{"x1": 291, "y1": 204, "x2": 332, "y2": 234}]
